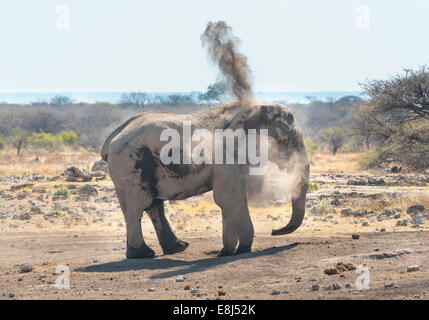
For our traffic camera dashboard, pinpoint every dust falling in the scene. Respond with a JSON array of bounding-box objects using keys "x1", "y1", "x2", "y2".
[{"x1": 201, "y1": 21, "x2": 255, "y2": 106}]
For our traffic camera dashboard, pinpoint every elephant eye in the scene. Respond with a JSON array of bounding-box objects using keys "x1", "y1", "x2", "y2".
[{"x1": 285, "y1": 113, "x2": 294, "y2": 125}]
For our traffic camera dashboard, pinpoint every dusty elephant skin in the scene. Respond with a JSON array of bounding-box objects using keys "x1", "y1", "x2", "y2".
[{"x1": 101, "y1": 102, "x2": 310, "y2": 259}]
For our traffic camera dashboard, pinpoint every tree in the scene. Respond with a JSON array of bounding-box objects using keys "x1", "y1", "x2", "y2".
[
  {"x1": 355, "y1": 65, "x2": 429, "y2": 170},
  {"x1": 120, "y1": 92, "x2": 148, "y2": 108},
  {"x1": 199, "y1": 82, "x2": 228, "y2": 103},
  {"x1": 50, "y1": 95, "x2": 74, "y2": 106},
  {"x1": 319, "y1": 126, "x2": 346, "y2": 155},
  {"x1": 10, "y1": 127, "x2": 30, "y2": 155}
]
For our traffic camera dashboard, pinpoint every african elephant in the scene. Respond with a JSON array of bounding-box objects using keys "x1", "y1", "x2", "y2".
[{"x1": 101, "y1": 102, "x2": 309, "y2": 259}]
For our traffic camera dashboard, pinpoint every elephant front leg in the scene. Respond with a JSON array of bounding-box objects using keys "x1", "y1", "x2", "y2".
[
  {"x1": 213, "y1": 165, "x2": 254, "y2": 256},
  {"x1": 147, "y1": 199, "x2": 189, "y2": 255}
]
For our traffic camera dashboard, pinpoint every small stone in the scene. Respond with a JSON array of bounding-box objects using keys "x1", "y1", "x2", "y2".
[
  {"x1": 271, "y1": 289, "x2": 281, "y2": 295},
  {"x1": 218, "y1": 289, "x2": 226, "y2": 296},
  {"x1": 311, "y1": 284, "x2": 320, "y2": 291},
  {"x1": 362, "y1": 221, "x2": 369, "y2": 227},
  {"x1": 345, "y1": 283, "x2": 352, "y2": 289},
  {"x1": 352, "y1": 234, "x2": 360, "y2": 240},
  {"x1": 148, "y1": 287, "x2": 156, "y2": 292},
  {"x1": 396, "y1": 218, "x2": 409, "y2": 227},
  {"x1": 20, "y1": 262, "x2": 33, "y2": 273},
  {"x1": 9, "y1": 293, "x2": 14, "y2": 298},
  {"x1": 324, "y1": 268, "x2": 338, "y2": 275},
  {"x1": 380, "y1": 228, "x2": 386, "y2": 232},
  {"x1": 407, "y1": 265, "x2": 420, "y2": 272},
  {"x1": 384, "y1": 283, "x2": 395, "y2": 288},
  {"x1": 332, "y1": 282, "x2": 341, "y2": 290},
  {"x1": 176, "y1": 275, "x2": 185, "y2": 282},
  {"x1": 184, "y1": 284, "x2": 191, "y2": 290}
]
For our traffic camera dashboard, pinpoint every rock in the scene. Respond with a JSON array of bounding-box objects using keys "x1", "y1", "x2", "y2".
[
  {"x1": 345, "y1": 283, "x2": 352, "y2": 289},
  {"x1": 347, "y1": 179, "x2": 366, "y2": 186},
  {"x1": 332, "y1": 282, "x2": 341, "y2": 290},
  {"x1": 393, "y1": 213, "x2": 401, "y2": 219},
  {"x1": 411, "y1": 214, "x2": 423, "y2": 225},
  {"x1": 311, "y1": 284, "x2": 320, "y2": 291},
  {"x1": 148, "y1": 287, "x2": 156, "y2": 292},
  {"x1": 61, "y1": 167, "x2": 91, "y2": 182},
  {"x1": 352, "y1": 234, "x2": 360, "y2": 240},
  {"x1": 390, "y1": 165, "x2": 401, "y2": 173},
  {"x1": 91, "y1": 159, "x2": 108, "y2": 173},
  {"x1": 407, "y1": 265, "x2": 420, "y2": 272},
  {"x1": 78, "y1": 185, "x2": 98, "y2": 196},
  {"x1": 396, "y1": 218, "x2": 409, "y2": 227},
  {"x1": 32, "y1": 174, "x2": 44, "y2": 181},
  {"x1": 13, "y1": 212, "x2": 31, "y2": 220},
  {"x1": 89, "y1": 171, "x2": 106, "y2": 181},
  {"x1": 324, "y1": 268, "x2": 338, "y2": 275},
  {"x1": 218, "y1": 289, "x2": 226, "y2": 296},
  {"x1": 176, "y1": 275, "x2": 185, "y2": 282},
  {"x1": 184, "y1": 284, "x2": 191, "y2": 290},
  {"x1": 20, "y1": 262, "x2": 33, "y2": 273},
  {"x1": 407, "y1": 204, "x2": 425, "y2": 215},
  {"x1": 310, "y1": 206, "x2": 319, "y2": 215},
  {"x1": 270, "y1": 289, "x2": 281, "y2": 295},
  {"x1": 384, "y1": 283, "x2": 395, "y2": 288},
  {"x1": 341, "y1": 208, "x2": 353, "y2": 216},
  {"x1": 30, "y1": 206, "x2": 43, "y2": 214},
  {"x1": 330, "y1": 199, "x2": 341, "y2": 207},
  {"x1": 380, "y1": 228, "x2": 386, "y2": 232},
  {"x1": 10, "y1": 183, "x2": 34, "y2": 191},
  {"x1": 362, "y1": 221, "x2": 369, "y2": 227},
  {"x1": 368, "y1": 177, "x2": 385, "y2": 186}
]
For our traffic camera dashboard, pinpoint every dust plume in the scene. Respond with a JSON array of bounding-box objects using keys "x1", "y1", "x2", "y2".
[
  {"x1": 248, "y1": 139, "x2": 309, "y2": 206},
  {"x1": 201, "y1": 21, "x2": 255, "y2": 106}
]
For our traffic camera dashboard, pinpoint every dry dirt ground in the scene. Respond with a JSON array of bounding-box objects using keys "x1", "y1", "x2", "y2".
[{"x1": 0, "y1": 170, "x2": 428, "y2": 300}]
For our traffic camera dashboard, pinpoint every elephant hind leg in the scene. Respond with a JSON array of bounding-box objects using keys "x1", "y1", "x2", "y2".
[
  {"x1": 147, "y1": 199, "x2": 189, "y2": 255},
  {"x1": 115, "y1": 187, "x2": 155, "y2": 259}
]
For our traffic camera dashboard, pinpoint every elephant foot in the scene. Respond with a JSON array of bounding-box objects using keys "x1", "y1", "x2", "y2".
[
  {"x1": 161, "y1": 239, "x2": 189, "y2": 255},
  {"x1": 235, "y1": 244, "x2": 252, "y2": 255},
  {"x1": 126, "y1": 244, "x2": 155, "y2": 259},
  {"x1": 217, "y1": 247, "x2": 235, "y2": 257}
]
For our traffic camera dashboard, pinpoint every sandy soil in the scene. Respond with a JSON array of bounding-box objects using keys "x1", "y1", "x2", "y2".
[{"x1": 0, "y1": 172, "x2": 428, "y2": 300}]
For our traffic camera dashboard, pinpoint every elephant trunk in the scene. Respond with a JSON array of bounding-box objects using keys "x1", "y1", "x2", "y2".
[{"x1": 271, "y1": 160, "x2": 309, "y2": 236}]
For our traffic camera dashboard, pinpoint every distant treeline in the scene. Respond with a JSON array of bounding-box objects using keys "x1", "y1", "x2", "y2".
[{"x1": 1, "y1": 66, "x2": 428, "y2": 171}]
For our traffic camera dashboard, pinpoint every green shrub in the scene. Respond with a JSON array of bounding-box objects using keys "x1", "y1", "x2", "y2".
[
  {"x1": 317, "y1": 199, "x2": 332, "y2": 215},
  {"x1": 0, "y1": 136, "x2": 4, "y2": 150},
  {"x1": 308, "y1": 182, "x2": 319, "y2": 192},
  {"x1": 28, "y1": 132, "x2": 59, "y2": 148},
  {"x1": 358, "y1": 147, "x2": 391, "y2": 169},
  {"x1": 49, "y1": 210, "x2": 63, "y2": 216},
  {"x1": 59, "y1": 130, "x2": 78, "y2": 146},
  {"x1": 54, "y1": 186, "x2": 69, "y2": 198},
  {"x1": 304, "y1": 138, "x2": 318, "y2": 160}
]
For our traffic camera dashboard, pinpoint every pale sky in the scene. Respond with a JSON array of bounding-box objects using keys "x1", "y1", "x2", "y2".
[{"x1": 0, "y1": 0, "x2": 428, "y2": 93}]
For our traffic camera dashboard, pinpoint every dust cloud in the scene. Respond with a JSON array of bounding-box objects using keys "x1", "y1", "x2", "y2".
[{"x1": 201, "y1": 21, "x2": 255, "y2": 106}]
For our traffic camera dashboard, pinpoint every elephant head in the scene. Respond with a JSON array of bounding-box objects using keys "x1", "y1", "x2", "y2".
[{"x1": 227, "y1": 103, "x2": 310, "y2": 235}]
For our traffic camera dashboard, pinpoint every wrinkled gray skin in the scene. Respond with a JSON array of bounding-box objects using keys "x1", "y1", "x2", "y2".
[{"x1": 101, "y1": 103, "x2": 309, "y2": 259}]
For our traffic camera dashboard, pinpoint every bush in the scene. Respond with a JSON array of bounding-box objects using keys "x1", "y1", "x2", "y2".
[
  {"x1": 28, "y1": 132, "x2": 59, "y2": 149},
  {"x1": 317, "y1": 199, "x2": 332, "y2": 215},
  {"x1": 59, "y1": 130, "x2": 78, "y2": 146},
  {"x1": 358, "y1": 147, "x2": 391, "y2": 169},
  {"x1": 0, "y1": 136, "x2": 4, "y2": 150},
  {"x1": 54, "y1": 186, "x2": 69, "y2": 198},
  {"x1": 308, "y1": 182, "x2": 319, "y2": 192},
  {"x1": 304, "y1": 138, "x2": 318, "y2": 161}
]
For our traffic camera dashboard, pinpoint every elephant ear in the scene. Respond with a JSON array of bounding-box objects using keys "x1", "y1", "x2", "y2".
[{"x1": 225, "y1": 107, "x2": 261, "y2": 131}]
